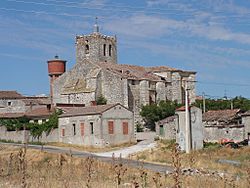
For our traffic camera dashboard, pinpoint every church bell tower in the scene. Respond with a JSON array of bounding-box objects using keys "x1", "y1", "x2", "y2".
[{"x1": 76, "y1": 18, "x2": 117, "y2": 64}]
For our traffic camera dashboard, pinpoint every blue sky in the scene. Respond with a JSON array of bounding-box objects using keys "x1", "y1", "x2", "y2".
[{"x1": 1, "y1": 0, "x2": 250, "y2": 99}]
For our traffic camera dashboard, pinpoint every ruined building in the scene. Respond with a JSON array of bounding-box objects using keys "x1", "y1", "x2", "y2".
[{"x1": 49, "y1": 23, "x2": 196, "y2": 124}]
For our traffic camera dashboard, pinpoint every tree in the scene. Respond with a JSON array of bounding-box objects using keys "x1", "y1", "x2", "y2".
[
  {"x1": 140, "y1": 100, "x2": 181, "y2": 130},
  {"x1": 194, "y1": 96, "x2": 250, "y2": 112},
  {"x1": 96, "y1": 95, "x2": 107, "y2": 105}
]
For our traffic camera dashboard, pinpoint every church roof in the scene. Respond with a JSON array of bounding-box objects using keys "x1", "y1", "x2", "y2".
[
  {"x1": 97, "y1": 62, "x2": 195, "y2": 81},
  {"x1": 97, "y1": 62, "x2": 164, "y2": 81},
  {"x1": 145, "y1": 66, "x2": 196, "y2": 74}
]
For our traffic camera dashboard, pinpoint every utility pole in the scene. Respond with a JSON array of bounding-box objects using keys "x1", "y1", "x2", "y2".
[
  {"x1": 202, "y1": 92, "x2": 206, "y2": 113},
  {"x1": 185, "y1": 84, "x2": 191, "y2": 153}
]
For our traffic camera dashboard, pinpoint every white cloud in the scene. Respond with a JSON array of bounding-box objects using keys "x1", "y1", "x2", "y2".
[{"x1": 105, "y1": 14, "x2": 250, "y2": 44}]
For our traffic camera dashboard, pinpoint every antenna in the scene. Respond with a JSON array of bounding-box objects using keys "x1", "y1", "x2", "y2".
[{"x1": 93, "y1": 17, "x2": 99, "y2": 33}]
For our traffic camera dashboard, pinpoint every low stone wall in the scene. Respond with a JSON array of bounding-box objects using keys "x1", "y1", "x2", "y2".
[
  {"x1": 135, "y1": 131, "x2": 156, "y2": 141},
  {"x1": 0, "y1": 126, "x2": 59, "y2": 143},
  {"x1": 203, "y1": 126, "x2": 244, "y2": 142}
]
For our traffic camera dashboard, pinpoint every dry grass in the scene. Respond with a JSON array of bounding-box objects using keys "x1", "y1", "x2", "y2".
[
  {"x1": 0, "y1": 143, "x2": 249, "y2": 188},
  {"x1": 46, "y1": 141, "x2": 136, "y2": 153},
  {"x1": 0, "y1": 146, "x2": 173, "y2": 188},
  {"x1": 132, "y1": 140, "x2": 250, "y2": 187}
]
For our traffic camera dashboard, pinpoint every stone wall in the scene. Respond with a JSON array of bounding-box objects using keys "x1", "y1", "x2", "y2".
[
  {"x1": 101, "y1": 69, "x2": 127, "y2": 107},
  {"x1": 242, "y1": 116, "x2": 250, "y2": 139},
  {"x1": 0, "y1": 99, "x2": 26, "y2": 113},
  {"x1": 76, "y1": 33, "x2": 117, "y2": 65},
  {"x1": 203, "y1": 124, "x2": 245, "y2": 142},
  {"x1": 156, "y1": 82, "x2": 166, "y2": 102},
  {"x1": 170, "y1": 72, "x2": 182, "y2": 103},
  {"x1": 53, "y1": 60, "x2": 100, "y2": 105},
  {"x1": 155, "y1": 118, "x2": 176, "y2": 140},
  {"x1": 0, "y1": 126, "x2": 58, "y2": 143}
]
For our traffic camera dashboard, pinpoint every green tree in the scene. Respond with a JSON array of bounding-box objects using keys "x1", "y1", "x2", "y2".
[
  {"x1": 140, "y1": 100, "x2": 181, "y2": 130},
  {"x1": 194, "y1": 96, "x2": 250, "y2": 112},
  {"x1": 96, "y1": 95, "x2": 107, "y2": 105}
]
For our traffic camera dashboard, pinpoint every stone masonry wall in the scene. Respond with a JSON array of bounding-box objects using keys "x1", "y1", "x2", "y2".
[
  {"x1": 203, "y1": 124, "x2": 244, "y2": 142},
  {"x1": 101, "y1": 69, "x2": 127, "y2": 107},
  {"x1": 76, "y1": 33, "x2": 117, "y2": 65},
  {"x1": 171, "y1": 72, "x2": 182, "y2": 103},
  {"x1": 0, "y1": 100, "x2": 26, "y2": 113},
  {"x1": 53, "y1": 60, "x2": 100, "y2": 105},
  {"x1": 242, "y1": 116, "x2": 250, "y2": 139}
]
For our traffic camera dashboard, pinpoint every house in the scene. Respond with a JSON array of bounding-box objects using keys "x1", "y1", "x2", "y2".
[
  {"x1": 58, "y1": 103, "x2": 135, "y2": 147},
  {"x1": 155, "y1": 106, "x2": 203, "y2": 151},
  {"x1": 155, "y1": 115, "x2": 176, "y2": 140},
  {"x1": 49, "y1": 23, "x2": 196, "y2": 125},
  {"x1": 203, "y1": 109, "x2": 244, "y2": 142},
  {"x1": 0, "y1": 91, "x2": 50, "y2": 114},
  {"x1": 0, "y1": 90, "x2": 52, "y2": 124},
  {"x1": 237, "y1": 110, "x2": 250, "y2": 140}
]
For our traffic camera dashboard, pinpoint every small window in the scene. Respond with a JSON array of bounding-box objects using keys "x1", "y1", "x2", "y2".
[
  {"x1": 85, "y1": 44, "x2": 89, "y2": 54},
  {"x1": 103, "y1": 44, "x2": 106, "y2": 56},
  {"x1": 122, "y1": 122, "x2": 128, "y2": 135},
  {"x1": 109, "y1": 44, "x2": 112, "y2": 56},
  {"x1": 131, "y1": 80, "x2": 135, "y2": 85},
  {"x1": 80, "y1": 123, "x2": 84, "y2": 136},
  {"x1": 7, "y1": 101, "x2": 12, "y2": 106},
  {"x1": 73, "y1": 124, "x2": 76, "y2": 135},
  {"x1": 61, "y1": 128, "x2": 65, "y2": 137},
  {"x1": 108, "y1": 121, "x2": 114, "y2": 134},
  {"x1": 90, "y1": 122, "x2": 94, "y2": 134}
]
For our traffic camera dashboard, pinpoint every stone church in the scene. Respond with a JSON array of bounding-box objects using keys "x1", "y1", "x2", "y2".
[{"x1": 49, "y1": 23, "x2": 196, "y2": 124}]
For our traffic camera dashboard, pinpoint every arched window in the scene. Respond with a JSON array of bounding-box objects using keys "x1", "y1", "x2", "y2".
[
  {"x1": 109, "y1": 44, "x2": 112, "y2": 56},
  {"x1": 103, "y1": 44, "x2": 106, "y2": 56},
  {"x1": 85, "y1": 44, "x2": 89, "y2": 54}
]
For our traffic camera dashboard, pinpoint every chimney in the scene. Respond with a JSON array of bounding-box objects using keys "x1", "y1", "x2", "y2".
[{"x1": 90, "y1": 101, "x2": 97, "y2": 106}]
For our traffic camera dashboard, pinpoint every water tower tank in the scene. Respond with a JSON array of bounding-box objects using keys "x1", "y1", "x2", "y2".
[{"x1": 47, "y1": 55, "x2": 66, "y2": 76}]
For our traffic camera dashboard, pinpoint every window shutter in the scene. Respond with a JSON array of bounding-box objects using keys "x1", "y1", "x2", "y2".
[
  {"x1": 123, "y1": 122, "x2": 128, "y2": 135},
  {"x1": 108, "y1": 121, "x2": 114, "y2": 134},
  {"x1": 80, "y1": 123, "x2": 84, "y2": 136},
  {"x1": 61, "y1": 128, "x2": 65, "y2": 137}
]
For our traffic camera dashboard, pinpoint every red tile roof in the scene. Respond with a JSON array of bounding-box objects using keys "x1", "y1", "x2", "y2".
[
  {"x1": 97, "y1": 62, "x2": 162, "y2": 81},
  {"x1": 0, "y1": 91, "x2": 24, "y2": 99},
  {"x1": 203, "y1": 109, "x2": 241, "y2": 122},
  {"x1": 145, "y1": 66, "x2": 196, "y2": 74},
  {"x1": 25, "y1": 107, "x2": 53, "y2": 118},
  {"x1": 0, "y1": 113, "x2": 25, "y2": 119},
  {"x1": 157, "y1": 115, "x2": 176, "y2": 124},
  {"x1": 59, "y1": 104, "x2": 122, "y2": 117}
]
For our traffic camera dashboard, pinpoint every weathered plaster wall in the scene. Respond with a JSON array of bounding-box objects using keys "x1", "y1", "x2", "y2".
[
  {"x1": 0, "y1": 100, "x2": 26, "y2": 113},
  {"x1": 155, "y1": 119, "x2": 176, "y2": 140},
  {"x1": 242, "y1": 116, "x2": 250, "y2": 139},
  {"x1": 203, "y1": 124, "x2": 244, "y2": 142},
  {"x1": 58, "y1": 105, "x2": 135, "y2": 147},
  {"x1": 0, "y1": 126, "x2": 58, "y2": 143}
]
